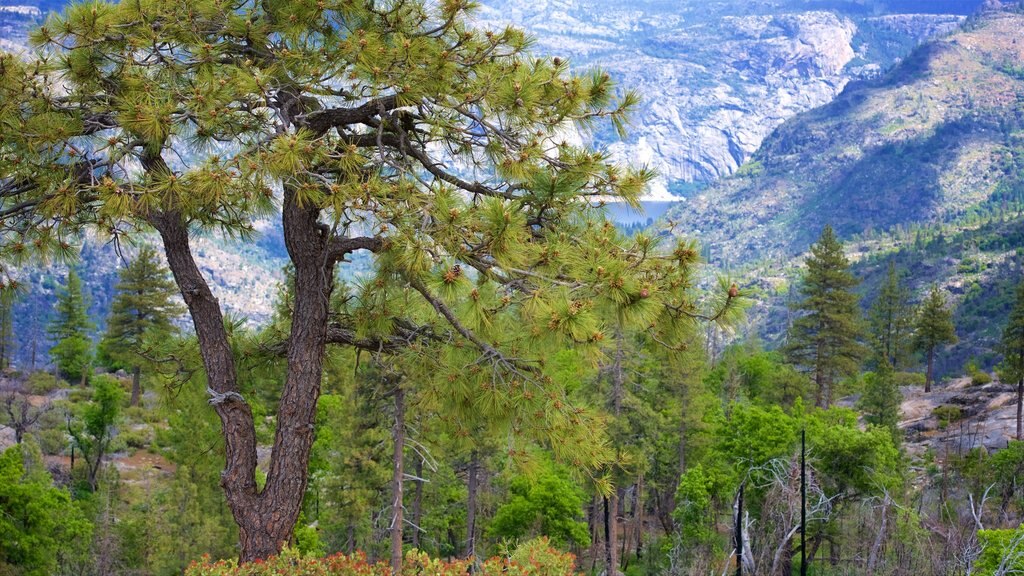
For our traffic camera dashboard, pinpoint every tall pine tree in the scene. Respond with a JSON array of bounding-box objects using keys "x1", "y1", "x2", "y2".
[
  {"x1": 999, "y1": 282, "x2": 1024, "y2": 441},
  {"x1": 784, "y1": 225, "x2": 865, "y2": 408},
  {"x1": 868, "y1": 261, "x2": 915, "y2": 370},
  {"x1": 47, "y1": 270, "x2": 93, "y2": 386},
  {"x1": 99, "y1": 245, "x2": 183, "y2": 406},
  {"x1": 913, "y1": 286, "x2": 957, "y2": 393}
]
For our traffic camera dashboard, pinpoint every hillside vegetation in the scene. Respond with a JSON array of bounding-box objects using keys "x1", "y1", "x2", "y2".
[{"x1": 670, "y1": 7, "x2": 1024, "y2": 265}]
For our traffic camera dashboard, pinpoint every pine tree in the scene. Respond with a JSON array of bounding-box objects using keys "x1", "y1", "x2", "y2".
[
  {"x1": 999, "y1": 282, "x2": 1024, "y2": 441},
  {"x1": 47, "y1": 270, "x2": 93, "y2": 385},
  {"x1": 868, "y1": 261, "x2": 915, "y2": 370},
  {"x1": 913, "y1": 286, "x2": 957, "y2": 393},
  {"x1": 99, "y1": 246, "x2": 182, "y2": 406},
  {"x1": 784, "y1": 225, "x2": 866, "y2": 408},
  {"x1": 0, "y1": 1, "x2": 740, "y2": 561},
  {"x1": 858, "y1": 357, "x2": 902, "y2": 443}
]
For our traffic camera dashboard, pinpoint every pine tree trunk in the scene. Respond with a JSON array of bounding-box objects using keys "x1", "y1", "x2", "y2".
[
  {"x1": 153, "y1": 187, "x2": 334, "y2": 563},
  {"x1": 605, "y1": 493, "x2": 619, "y2": 575},
  {"x1": 465, "y1": 452, "x2": 478, "y2": 560},
  {"x1": 130, "y1": 365, "x2": 142, "y2": 407},
  {"x1": 925, "y1": 349, "x2": 935, "y2": 393},
  {"x1": 391, "y1": 386, "x2": 405, "y2": 572},
  {"x1": 411, "y1": 457, "x2": 423, "y2": 550},
  {"x1": 815, "y1": 340, "x2": 828, "y2": 408}
]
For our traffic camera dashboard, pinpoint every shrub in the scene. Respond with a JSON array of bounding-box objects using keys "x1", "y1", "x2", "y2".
[
  {"x1": 933, "y1": 405, "x2": 963, "y2": 428},
  {"x1": 184, "y1": 538, "x2": 577, "y2": 576},
  {"x1": 26, "y1": 372, "x2": 62, "y2": 395},
  {"x1": 971, "y1": 371, "x2": 992, "y2": 386},
  {"x1": 892, "y1": 372, "x2": 925, "y2": 388},
  {"x1": 120, "y1": 428, "x2": 151, "y2": 451}
]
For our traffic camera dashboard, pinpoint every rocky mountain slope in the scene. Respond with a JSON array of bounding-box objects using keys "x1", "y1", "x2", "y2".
[
  {"x1": 474, "y1": 0, "x2": 977, "y2": 194},
  {"x1": 667, "y1": 5, "x2": 1024, "y2": 264}
]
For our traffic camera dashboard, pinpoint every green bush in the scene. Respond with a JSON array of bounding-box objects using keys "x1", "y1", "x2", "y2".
[
  {"x1": 25, "y1": 372, "x2": 62, "y2": 395},
  {"x1": 120, "y1": 428, "x2": 152, "y2": 451},
  {"x1": 974, "y1": 528, "x2": 1024, "y2": 575},
  {"x1": 31, "y1": 429, "x2": 68, "y2": 456},
  {"x1": 933, "y1": 405, "x2": 963, "y2": 428},
  {"x1": 972, "y1": 371, "x2": 993, "y2": 386},
  {"x1": 184, "y1": 538, "x2": 577, "y2": 576},
  {"x1": 893, "y1": 372, "x2": 925, "y2": 387}
]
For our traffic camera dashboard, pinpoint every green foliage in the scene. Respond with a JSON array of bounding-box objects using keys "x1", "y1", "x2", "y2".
[
  {"x1": 98, "y1": 245, "x2": 182, "y2": 377},
  {"x1": 932, "y1": 405, "x2": 963, "y2": 429},
  {"x1": 68, "y1": 373, "x2": 125, "y2": 490},
  {"x1": 974, "y1": 527, "x2": 1024, "y2": 575},
  {"x1": 867, "y1": 261, "x2": 916, "y2": 369},
  {"x1": 914, "y1": 285, "x2": 958, "y2": 389},
  {"x1": 785, "y1": 225, "x2": 866, "y2": 407},
  {"x1": 46, "y1": 270, "x2": 94, "y2": 384},
  {"x1": 671, "y1": 465, "x2": 717, "y2": 552},
  {"x1": 1000, "y1": 282, "x2": 1024, "y2": 384},
  {"x1": 858, "y1": 358, "x2": 903, "y2": 442},
  {"x1": 25, "y1": 371, "x2": 61, "y2": 395},
  {"x1": 487, "y1": 457, "x2": 590, "y2": 547},
  {"x1": 0, "y1": 444, "x2": 92, "y2": 576}
]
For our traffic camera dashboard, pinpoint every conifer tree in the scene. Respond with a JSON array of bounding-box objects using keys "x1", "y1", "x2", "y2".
[
  {"x1": 868, "y1": 261, "x2": 915, "y2": 370},
  {"x1": 1000, "y1": 282, "x2": 1024, "y2": 441},
  {"x1": 913, "y1": 286, "x2": 957, "y2": 393},
  {"x1": 99, "y1": 245, "x2": 182, "y2": 406},
  {"x1": 47, "y1": 270, "x2": 93, "y2": 385},
  {"x1": 858, "y1": 357, "x2": 902, "y2": 443},
  {"x1": 0, "y1": 0, "x2": 738, "y2": 561},
  {"x1": 784, "y1": 225, "x2": 865, "y2": 408}
]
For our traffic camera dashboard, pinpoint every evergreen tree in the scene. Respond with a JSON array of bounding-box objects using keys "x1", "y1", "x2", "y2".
[
  {"x1": 47, "y1": 270, "x2": 93, "y2": 385},
  {"x1": 0, "y1": 1, "x2": 739, "y2": 561},
  {"x1": 784, "y1": 225, "x2": 866, "y2": 408},
  {"x1": 913, "y1": 286, "x2": 957, "y2": 393},
  {"x1": 1000, "y1": 282, "x2": 1024, "y2": 441},
  {"x1": 858, "y1": 357, "x2": 902, "y2": 443},
  {"x1": 99, "y1": 245, "x2": 182, "y2": 406},
  {"x1": 868, "y1": 261, "x2": 915, "y2": 370}
]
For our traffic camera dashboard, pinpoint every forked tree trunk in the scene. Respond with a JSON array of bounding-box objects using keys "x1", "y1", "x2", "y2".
[
  {"x1": 391, "y1": 386, "x2": 406, "y2": 572},
  {"x1": 153, "y1": 186, "x2": 334, "y2": 562}
]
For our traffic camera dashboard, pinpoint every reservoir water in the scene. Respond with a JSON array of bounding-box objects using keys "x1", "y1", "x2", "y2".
[{"x1": 601, "y1": 201, "x2": 681, "y2": 227}]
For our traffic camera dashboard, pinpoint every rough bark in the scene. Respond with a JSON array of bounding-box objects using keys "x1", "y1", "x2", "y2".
[
  {"x1": 153, "y1": 185, "x2": 336, "y2": 562},
  {"x1": 926, "y1": 349, "x2": 935, "y2": 393},
  {"x1": 866, "y1": 496, "x2": 890, "y2": 574},
  {"x1": 391, "y1": 386, "x2": 406, "y2": 572},
  {"x1": 604, "y1": 493, "x2": 619, "y2": 576}
]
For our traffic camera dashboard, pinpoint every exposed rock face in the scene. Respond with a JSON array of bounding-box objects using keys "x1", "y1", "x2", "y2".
[
  {"x1": 666, "y1": 9, "x2": 1024, "y2": 265},
  {"x1": 892, "y1": 377, "x2": 1017, "y2": 457},
  {"x1": 474, "y1": 1, "x2": 971, "y2": 192}
]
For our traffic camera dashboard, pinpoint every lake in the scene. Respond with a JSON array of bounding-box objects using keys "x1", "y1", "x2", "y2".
[{"x1": 600, "y1": 201, "x2": 681, "y2": 227}]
